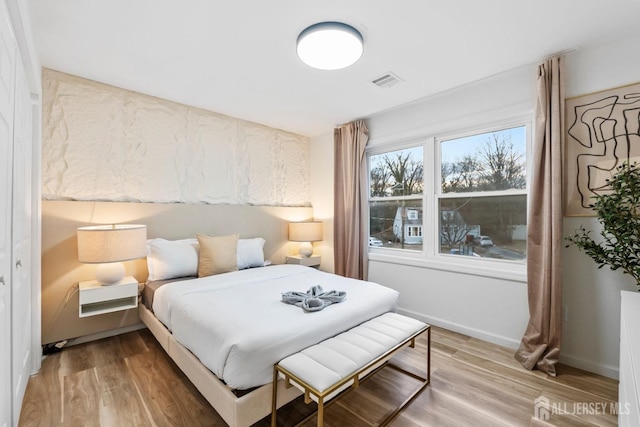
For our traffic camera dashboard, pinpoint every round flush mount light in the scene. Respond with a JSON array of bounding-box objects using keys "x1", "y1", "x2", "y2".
[{"x1": 296, "y1": 22, "x2": 364, "y2": 70}]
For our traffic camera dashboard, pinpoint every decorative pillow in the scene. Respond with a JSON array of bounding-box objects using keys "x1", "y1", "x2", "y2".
[
  {"x1": 237, "y1": 238, "x2": 266, "y2": 270},
  {"x1": 197, "y1": 233, "x2": 239, "y2": 277},
  {"x1": 146, "y1": 238, "x2": 199, "y2": 281}
]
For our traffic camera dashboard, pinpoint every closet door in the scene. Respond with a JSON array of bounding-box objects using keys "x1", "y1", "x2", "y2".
[
  {"x1": 11, "y1": 51, "x2": 32, "y2": 424},
  {"x1": 0, "y1": 4, "x2": 15, "y2": 427}
]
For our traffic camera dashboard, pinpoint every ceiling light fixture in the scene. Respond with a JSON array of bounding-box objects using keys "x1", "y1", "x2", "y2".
[{"x1": 296, "y1": 22, "x2": 364, "y2": 71}]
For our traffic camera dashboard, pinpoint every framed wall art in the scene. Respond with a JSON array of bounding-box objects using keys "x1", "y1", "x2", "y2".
[{"x1": 564, "y1": 82, "x2": 640, "y2": 216}]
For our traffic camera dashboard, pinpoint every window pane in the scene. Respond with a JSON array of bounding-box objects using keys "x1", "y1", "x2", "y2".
[
  {"x1": 441, "y1": 126, "x2": 526, "y2": 193},
  {"x1": 369, "y1": 199, "x2": 423, "y2": 250},
  {"x1": 370, "y1": 147, "x2": 424, "y2": 197},
  {"x1": 438, "y1": 195, "x2": 526, "y2": 261}
]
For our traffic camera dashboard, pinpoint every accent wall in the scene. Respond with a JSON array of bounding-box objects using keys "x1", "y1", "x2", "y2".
[{"x1": 41, "y1": 69, "x2": 310, "y2": 206}]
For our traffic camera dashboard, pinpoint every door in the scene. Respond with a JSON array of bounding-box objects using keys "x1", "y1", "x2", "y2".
[
  {"x1": 0, "y1": 4, "x2": 15, "y2": 426},
  {"x1": 11, "y1": 50, "x2": 32, "y2": 424}
]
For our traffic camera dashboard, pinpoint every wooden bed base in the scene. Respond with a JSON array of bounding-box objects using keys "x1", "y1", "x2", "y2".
[{"x1": 138, "y1": 304, "x2": 302, "y2": 427}]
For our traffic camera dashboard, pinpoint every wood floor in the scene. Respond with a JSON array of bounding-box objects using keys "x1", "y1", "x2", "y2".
[{"x1": 18, "y1": 326, "x2": 618, "y2": 427}]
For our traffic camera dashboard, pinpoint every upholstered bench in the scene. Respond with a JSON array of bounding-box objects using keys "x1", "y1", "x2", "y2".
[{"x1": 271, "y1": 312, "x2": 431, "y2": 427}]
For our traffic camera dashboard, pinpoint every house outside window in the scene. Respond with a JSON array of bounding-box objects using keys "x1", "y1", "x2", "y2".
[
  {"x1": 369, "y1": 146, "x2": 424, "y2": 250},
  {"x1": 368, "y1": 121, "x2": 528, "y2": 266}
]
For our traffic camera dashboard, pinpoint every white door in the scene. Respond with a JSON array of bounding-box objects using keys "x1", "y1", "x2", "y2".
[
  {"x1": 0, "y1": 4, "x2": 15, "y2": 426},
  {"x1": 11, "y1": 50, "x2": 31, "y2": 425}
]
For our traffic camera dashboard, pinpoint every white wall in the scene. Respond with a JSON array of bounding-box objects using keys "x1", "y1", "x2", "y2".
[
  {"x1": 307, "y1": 32, "x2": 640, "y2": 378},
  {"x1": 368, "y1": 261, "x2": 529, "y2": 348},
  {"x1": 309, "y1": 132, "x2": 335, "y2": 272},
  {"x1": 561, "y1": 34, "x2": 640, "y2": 378}
]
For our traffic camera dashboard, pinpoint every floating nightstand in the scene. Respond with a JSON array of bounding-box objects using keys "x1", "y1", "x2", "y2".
[
  {"x1": 286, "y1": 255, "x2": 321, "y2": 268},
  {"x1": 79, "y1": 276, "x2": 138, "y2": 317}
]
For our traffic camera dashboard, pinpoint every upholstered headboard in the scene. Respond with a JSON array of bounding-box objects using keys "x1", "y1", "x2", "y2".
[{"x1": 41, "y1": 200, "x2": 314, "y2": 345}]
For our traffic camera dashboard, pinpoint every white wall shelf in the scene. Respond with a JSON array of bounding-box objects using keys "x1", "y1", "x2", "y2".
[{"x1": 79, "y1": 276, "x2": 138, "y2": 318}]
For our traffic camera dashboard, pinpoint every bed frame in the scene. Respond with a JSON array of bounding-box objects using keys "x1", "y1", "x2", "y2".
[
  {"x1": 43, "y1": 200, "x2": 315, "y2": 425},
  {"x1": 139, "y1": 303, "x2": 303, "y2": 427}
]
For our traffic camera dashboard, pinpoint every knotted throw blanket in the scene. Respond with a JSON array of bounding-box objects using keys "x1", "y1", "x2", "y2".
[{"x1": 282, "y1": 285, "x2": 347, "y2": 312}]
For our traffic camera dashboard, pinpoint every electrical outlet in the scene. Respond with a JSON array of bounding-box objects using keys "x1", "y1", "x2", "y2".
[{"x1": 563, "y1": 305, "x2": 569, "y2": 322}]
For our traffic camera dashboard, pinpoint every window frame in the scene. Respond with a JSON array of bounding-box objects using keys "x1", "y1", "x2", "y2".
[{"x1": 367, "y1": 116, "x2": 531, "y2": 282}]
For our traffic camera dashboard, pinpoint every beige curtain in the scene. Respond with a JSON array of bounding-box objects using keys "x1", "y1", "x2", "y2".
[
  {"x1": 334, "y1": 120, "x2": 369, "y2": 280},
  {"x1": 515, "y1": 56, "x2": 564, "y2": 376}
]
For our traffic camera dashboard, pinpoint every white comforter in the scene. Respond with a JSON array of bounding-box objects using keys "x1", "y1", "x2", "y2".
[{"x1": 153, "y1": 264, "x2": 399, "y2": 390}]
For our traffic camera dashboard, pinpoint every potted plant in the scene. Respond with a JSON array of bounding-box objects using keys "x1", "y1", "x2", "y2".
[{"x1": 566, "y1": 162, "x2": 640, "y2": 284}]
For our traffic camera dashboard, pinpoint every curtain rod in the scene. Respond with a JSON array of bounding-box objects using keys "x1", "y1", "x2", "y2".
[{"x1": 541, "y1": 47, "x2": 580, "y2": 62}]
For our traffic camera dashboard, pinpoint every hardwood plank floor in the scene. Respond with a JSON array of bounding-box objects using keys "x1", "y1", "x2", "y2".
[{"x1": 18, "y1": 327, "x2": 618, "y2": 426}]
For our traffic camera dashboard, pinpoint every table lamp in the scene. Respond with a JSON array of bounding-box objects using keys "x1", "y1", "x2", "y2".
[
  {"x1": 289, "y1": 221, "x2": 323, "y2": 258},
  {"x1": 77, "y1": 224, "x2": 147, "y2": 285}
]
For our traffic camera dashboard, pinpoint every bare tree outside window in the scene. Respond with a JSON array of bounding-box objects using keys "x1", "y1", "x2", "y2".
[
  {"x1": 370, "y1": 165, "x2": 391, "y2": 197},
  {"x1": 442, "y1": 155, "x2": 480, "y2": 193},
  {"x1": 478, "y1": 133, "x2": 526, "y2": 191},
  {"x1": 440, "y1": 208, "x2": 475, "y2": 246},
  {"x1": 383, "y1": 152, "x2": 424, "y2": 196},
  {"x1": 442, "y1": 132, "x2": 525, "y2": 193}
]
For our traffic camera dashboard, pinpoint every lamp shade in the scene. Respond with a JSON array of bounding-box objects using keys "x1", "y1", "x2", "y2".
[
  {"x1": 296, "y1": 22, "x2": 363, "y2": 70},
  {"x1": 77, "y1": 224, "x2": 147, "y2": 264},
  {"x1": 289, "y1": 221, "x2": 323, "y2": 243}
]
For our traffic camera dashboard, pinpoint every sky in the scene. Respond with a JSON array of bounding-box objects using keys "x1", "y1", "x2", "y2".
[
  {"x1": 370, "y1": 125, "x2": 527, "y2": 170},
  {"x1": 440, "y1": 126, "x2": 527, "y2": 164}
]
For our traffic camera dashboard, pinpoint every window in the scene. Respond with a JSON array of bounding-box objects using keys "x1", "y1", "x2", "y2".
[
  {"x1": 369, "y1": 146, "x2": 424, "y2": 250},
  {"x1": 367, "y1": 122, "x2": 528, "y2": 266},
  {"x1": 438, "y1": 126, "x2": 527, "y2": 261}
]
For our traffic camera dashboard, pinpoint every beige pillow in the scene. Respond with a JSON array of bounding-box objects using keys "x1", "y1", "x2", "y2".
[{"x1": 197, "y1": 233, "x2": 239, "y2": 277}]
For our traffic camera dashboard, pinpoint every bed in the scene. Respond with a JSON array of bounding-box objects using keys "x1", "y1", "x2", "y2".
[{"x1": 140, "y1": 259, "x2": 399, "y2": 426}]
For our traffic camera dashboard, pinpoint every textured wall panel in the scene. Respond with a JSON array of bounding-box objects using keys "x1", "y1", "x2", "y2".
[{"x1": 41, "y1": 69, "x2": 310, "y2": 206}]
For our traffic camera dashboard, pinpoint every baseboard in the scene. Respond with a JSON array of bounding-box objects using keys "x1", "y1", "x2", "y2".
[
  {"x1": 559, "y1": 353, "x2": 619, "y2": 380},
  {"x1": 398, "y1": 307, "x2": 620, "y2": 380},
  {"x1": 65, "y1": 322, "x2": 146, "y2": 347},
  {"x1": 397, "y1": 307, "x2": 521, "y2": 349}
]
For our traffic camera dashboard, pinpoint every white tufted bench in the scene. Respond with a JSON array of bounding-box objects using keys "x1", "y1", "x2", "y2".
[{"x1": 271, "y1": 312, "x2": 430, "y2": 427}]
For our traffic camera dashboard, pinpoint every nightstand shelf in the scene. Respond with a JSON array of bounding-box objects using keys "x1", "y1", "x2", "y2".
[
  {"x1": 79, "y1": 276, "x2": 138, "y2": 317},
  {"x1": 286, "y1": 255, "x2": 321, "y2": 268}
]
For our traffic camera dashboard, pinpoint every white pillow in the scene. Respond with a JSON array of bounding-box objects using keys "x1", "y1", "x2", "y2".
[
  {"x1": 237, "y1": 238, "x2": 266, "y2": 270},
  {"x1": 146, "y1": 238, "x2": 199, "y2": 281}
]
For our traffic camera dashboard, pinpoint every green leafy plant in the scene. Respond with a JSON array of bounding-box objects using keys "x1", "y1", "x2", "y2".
[{"x1": 566, "y1": 162, "x2": 640, "y2": 284}]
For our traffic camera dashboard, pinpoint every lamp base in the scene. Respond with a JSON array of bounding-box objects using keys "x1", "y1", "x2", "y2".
[
  {"x1": 299, "y1": 242, "x2": 313, "y2": 258},
  {"x1": 95, "y1": 262, "x2": 125, "y2": 285}
]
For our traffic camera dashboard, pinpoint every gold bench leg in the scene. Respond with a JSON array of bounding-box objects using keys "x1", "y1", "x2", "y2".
[
  {"x1": 271, "y1": 367, "x2": 278, "y2": 427},
  {"x1": 427, "y1": 326, "x2": 431, "y2": 384},
  {"x1": 317, "y1": 396, "x2": 324, "y2": 427}
]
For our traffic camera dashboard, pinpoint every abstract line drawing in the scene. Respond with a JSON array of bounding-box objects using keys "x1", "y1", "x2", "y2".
[{"x1": 565, "y1": 82, "x2": 640, "y2": 216}]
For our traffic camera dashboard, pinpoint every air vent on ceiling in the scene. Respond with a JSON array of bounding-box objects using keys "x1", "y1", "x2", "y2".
[{"x1": 371, "y1": 72, "x2": 403, "y2": 88}]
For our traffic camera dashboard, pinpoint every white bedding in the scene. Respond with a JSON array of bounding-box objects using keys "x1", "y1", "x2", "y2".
[{"x1": 153, "y1": 264, "x2": 399, "y2": 390}]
